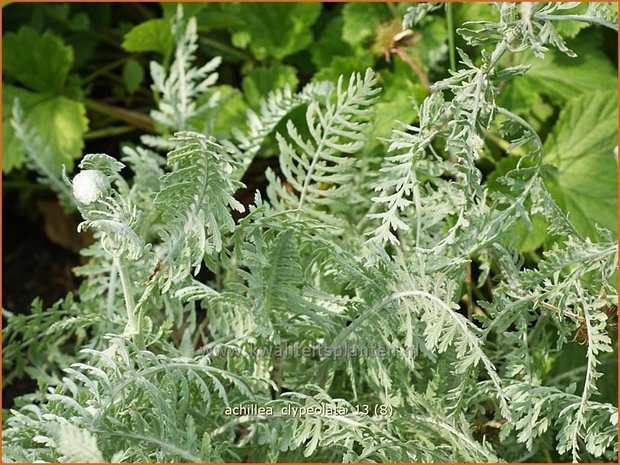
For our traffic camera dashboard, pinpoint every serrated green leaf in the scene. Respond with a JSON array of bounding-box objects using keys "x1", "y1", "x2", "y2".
[
  {"x1": 551, "y1": 3, "x2": 590, "y2": 38},
  {"x1": 543, "y1": 91, "x2": 618, "y2": 239},
  {"x1": 122, "y1": 18, "x2": 174, "y2": 55},
  {"x1": 3, "y1": 26, "x2": 73, "y2": 93},
  {"x1": 224, "y1": 3, "x2": 322, "y2": 60},
  {"x1": 193, "y1": 4, "x2": 244, "y2": 32},
  {"x1": 453, "y1": 2, "x2": 499, "y2": 28},
  {"x1": 341, "y1": 3, "x2": 391, "y2": 46},
  {"x1": 3, "y1": 86, "x2": 88, "y2": 173},
  {"x1": 242, "y1": 63, "x2": 298, "y2": 109},
  {"x1": 509, "y1": 30, "x2": 617, "y2": 104},
  {"x1": 497, "y1": 78, "x2": 539, "y2": 115}
]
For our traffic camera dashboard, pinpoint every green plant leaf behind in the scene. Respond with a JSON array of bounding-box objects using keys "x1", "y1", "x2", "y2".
[
  {"x1": 223, "y1": 3, "x2": 321, "y2": 60},
  {"x1": 504, "y1": 29, "x2": 617, "y2": 106},
  {"x1": 122, "y1": 58, "x2": 145, "y2": 95},
  {"x1": 3, "y1": 86, "x2": 88, "y2": 173},
  {"x1": 194, "y1": 85, "x2": 248, "y2": 140},
  {"x1": 341, "y1": 2, "x2": 391, "y2": 46},
  {"x1": 242, "y1": 63, "x2": 298, "y2": 109},
  {"x1": 543, "y1": 91, "x2": 618, "y2": 240},
  {"x1": 3, "y1": 26, "x2": 73, "y2": 93},
  {"x1": 487, "y1": 156, "x2": 550, "y2": 252},
  {"x1": 364, "y1": 61, "x2": 426, "y2": 145},
  {"x1": 310, "y1": 16, "x2": 352, "y2": 69},
  {"x1": 122, "y1": 18, "x2": 174, "y2": 55},
  {"x1": 314, "y1": 55, "x2": 374, "y2": 83}
]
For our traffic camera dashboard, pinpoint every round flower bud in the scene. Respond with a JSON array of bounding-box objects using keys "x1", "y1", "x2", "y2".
[{"x1": 72, "y1": 169, "x2": 110, "y2": 204}]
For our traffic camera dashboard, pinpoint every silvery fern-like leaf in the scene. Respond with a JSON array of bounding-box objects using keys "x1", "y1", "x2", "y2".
[
  {"x1": 148, "y1": 7, "x2": 221, "y2": 135},
  {"x1": 53, "y1": 423, "x2": 104, "y2": 463},
  {"x1": 240, "y1": 229, "x2": 306, "y2": 341},
  {"x1": 155, "y1": 132, "x2": 244, "y2": 289},
  {"x1": 272, "y1": 69, "x2": 380, "y2": 212},
  {"x1": 403, "y1": 3, "x2": 443, "y2": 28},
  {"x1": 558, "y1": 297, "x2": 614, "y2": 461},
  {"x1": 5, "y1": 4, "x2": 619, "y2": 463},
  {"x1": 365, "y1": 93, "x2": 451, "y2": 248},
  {"x1": 229, "y1": 80, "x2": 333, "y2": 180}
]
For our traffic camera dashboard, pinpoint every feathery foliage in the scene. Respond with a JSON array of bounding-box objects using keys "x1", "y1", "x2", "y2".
[{"x1": 3, "y1": 3, "x2": 617, "y2": 463}]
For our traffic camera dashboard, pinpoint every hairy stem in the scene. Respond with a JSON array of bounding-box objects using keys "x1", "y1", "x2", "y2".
[
  {"x1": 533, "y1": 13, "x2": 618, "y2": 31},
  {"x1": 115, "y1": 256, "x2": 139, "y2": 337}
]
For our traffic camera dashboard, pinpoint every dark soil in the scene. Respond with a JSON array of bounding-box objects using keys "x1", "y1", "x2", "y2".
[
  {"x1": 2, "y1": 188, "x2": 83, "y2": 407},
  {"x1": 3, "y1": 191, "x2": 81, "y2": 313}
]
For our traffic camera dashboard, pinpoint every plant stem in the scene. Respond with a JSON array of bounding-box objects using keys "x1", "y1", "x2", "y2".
[
  {"x1": 83, "y1": 58, "x2": 127, "y2": 84},
  {"x1": 84, "y1": 125, "x2": 136, "y2": 140},
  {"x1": 115, "y1": 256, "x2": 139, "y2": 337},
  {"x1": 465, "y1": 262, "x2": 473, "y2": 319},
  {"x1": 393, "y1": 47, "x2": 431, "y2": 93},
  {"x1": 445, "y1": 2, "x2": 456, "y2": 71},
  {"x1": 85, "y1": 99, "x2": 155, "y2": 132},
  {"x1": 106, "y1": 262, "x2": 118, "y2": 318},
  {"x1": 533, "y1": 13, "x2": 618, "y2": 31}
]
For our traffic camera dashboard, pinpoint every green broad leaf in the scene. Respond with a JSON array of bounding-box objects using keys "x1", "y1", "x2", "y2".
[
  {"x1": 364, "y1": 62, "x2": 426, "y2": 145},
  {"x1": 314, "y1": 55, "x2": 374, "y2": 83},
  {"x1": 341, "y1": 3, "x2": 391, "y2": 46},
  {"x1": 3, "y1": 86, "x2": 88, "y2": 173},
  {"x1": 364, "y1": 95, "x2": 415, "y2": 152},
  {"x1": 550, "y1": 3, "x2": 590, "y2": 38},
  {"x1": 453, "y1": 2, "x2": 499, "y2": 28},
  {"x1": 498, "y1": 82, "x2": 554, "y2": 132},
  {"x1": 223, "y1": 3, "x2": 321, "y2": 60},
  {"x1": 193, "y1": 4, "x2": 245, "y2": 32},
  {"x1": 194, "y1": 85, "x2": 248, "y2": 140},
  {"x1": 497, "y1": 78, "x2": 539, "y2": 115},
  {"x1": 543, "y1": 91, "x2": 618, "y2": 239},
  {"x1": 122, "y1": 18, "x2": 174, "y2": 55},
  {"x1": 311, "y1": 16, "x2": 352, "y2": 69},
  {"x1": 509, "y1": 30, "x2": 617, "y2": 105},
  {"x1": 3, "y1": 26, "x2": 73, "y2": 93},
  {"x1": 242, "y1": 63, "x2": 298, "y2": 109},
  {"x1": 122, "y1": 58, "x2": 145, "y2": 95}
]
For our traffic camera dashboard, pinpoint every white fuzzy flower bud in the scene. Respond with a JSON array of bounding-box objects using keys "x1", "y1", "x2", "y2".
[{"x1": 72, "y1": 169, "x2": 110, "y2": 204}]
